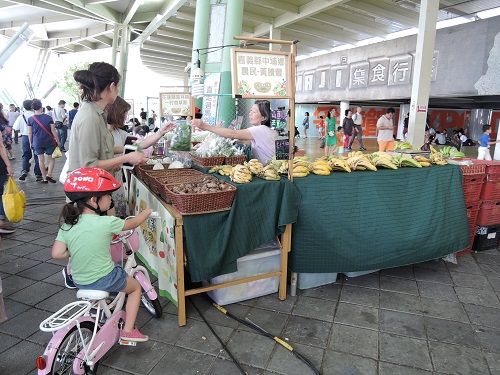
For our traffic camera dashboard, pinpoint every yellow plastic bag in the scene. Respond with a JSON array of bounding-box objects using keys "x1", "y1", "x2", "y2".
[
  {"x1": 2, "y1": 177, "x2": 26, "y2": 223},
  {"x1": 52, "y1": 146, "x2": 62, "y2": 159}
]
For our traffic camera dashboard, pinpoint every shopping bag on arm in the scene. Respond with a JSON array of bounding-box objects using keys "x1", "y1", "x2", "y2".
[{"x1": 2, "y1": 177, "x2": 26, "y2": 222}]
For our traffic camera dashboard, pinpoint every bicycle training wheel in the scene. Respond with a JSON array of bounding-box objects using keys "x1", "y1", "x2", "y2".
[
  {"x1": 141, "y1": 293, "x2": 162, "y2": 318},
  {"x1": 51, "y1": 321, "x2": 99, "y2": 375}
]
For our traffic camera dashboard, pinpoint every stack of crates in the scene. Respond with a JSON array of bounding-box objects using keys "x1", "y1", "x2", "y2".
[
  {"x1": 457, "y1": 163, "x2": 486, "y2": 256},
  {"x1": 474, "y1": 161, "x2": 500, "y2": 251}
]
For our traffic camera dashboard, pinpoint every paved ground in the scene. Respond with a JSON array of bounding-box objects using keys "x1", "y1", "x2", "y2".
[{"x1": 0, "y1": 137, "x2": 499, "y2": 375}]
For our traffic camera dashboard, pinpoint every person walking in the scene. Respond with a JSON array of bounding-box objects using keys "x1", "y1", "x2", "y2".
[
  {"x1": 68, "y1": 102, "x2": 79, "y2": 129},
  {"x1": 349, "y1": 106, "x2": 365, "y2": 151},
  {"x1": 376, "y1": 108, "x2": 395, "y2": 152},
  {"x1": 342, "y1": 109, "x2": 355, "y2": 151},
  {"x1": 53, "y1": 100, "x2": 68, "y2": 152},
  {"x1": 302, "y1": 112, "x2": 310, "y2": 138},
  {"x1": 0, "y1": 105, "x2": 14, "y2": 160},
  {"x1": 27, "y1": 99, "x2": 60, "y2": 183},
  {"x1": 0, "y1": 135, "x2": 15, "y2": 234},
  {"x1": 140, "y1": 108, "x2": 147, "y2": 125},
  {"x1": 13, "y1": 99, "x2": 42, "y2": 181},
  {"x1": 7, "y1": 104, "x2": 20, "y2": 145}
]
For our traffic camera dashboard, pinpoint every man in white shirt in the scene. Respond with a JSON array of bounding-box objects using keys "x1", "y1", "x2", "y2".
[
  {"x1": 53, "y1": 100, "x2": 68, "y2": 152},
  {"x1": 12, "y1": 100, "x2": 42, "y2": 181},
  {"x1": 348, "y1": 106, "x2": 366, "y2": 151},
  {"x1": 376, "y1": 107, "x2": 395, "y2": 152}
]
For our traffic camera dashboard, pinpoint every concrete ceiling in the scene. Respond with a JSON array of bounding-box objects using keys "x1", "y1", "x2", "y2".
[{"x1": 0, "y1": 0, "x2": 498, "y2": 81}]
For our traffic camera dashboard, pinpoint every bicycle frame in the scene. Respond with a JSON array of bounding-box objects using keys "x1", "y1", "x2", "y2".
[{"x1": 38, "y1": 226, "x2": 158, "y2": 375}]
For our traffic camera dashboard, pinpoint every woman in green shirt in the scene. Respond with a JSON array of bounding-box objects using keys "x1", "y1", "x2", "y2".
[{"x1": 325, "y1": 108, "x2": 337, "y2": 156}]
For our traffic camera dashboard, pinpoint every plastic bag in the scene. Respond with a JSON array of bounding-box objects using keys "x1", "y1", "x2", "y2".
[
  {"x1": 2, "y1": 177, "x2": 26, "y2": 223},
  {"x1": 52, "y1": 146, "x2": 62, "y2": 159},
  {"x1": 170, "y1": 122, "x2": 192, "y2": 151}
]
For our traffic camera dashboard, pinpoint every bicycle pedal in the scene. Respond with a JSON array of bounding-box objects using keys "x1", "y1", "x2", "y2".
[{"x1": 119, "y1": 339, "x2": 137, "y2": 346}]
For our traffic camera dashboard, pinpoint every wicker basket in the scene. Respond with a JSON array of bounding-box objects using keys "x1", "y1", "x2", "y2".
[
  {"x1": 159, "y1": 175, "x2": 219, "y2": 202},
  {"x1": 164, "y1": 182, "x2": 237, "y2": 215},
  {"x1": 134, "y1": 163, "x2": 170, "y2": 180},
  {"x1": 224, "y1": 155, "x2": 246, "y2": 166},
  {"x1": 190, "y1": 153, "x2": 225, "y2": 168},
  {"x1": 146, "y1": 169, "x2": 205, "y2": 194}
]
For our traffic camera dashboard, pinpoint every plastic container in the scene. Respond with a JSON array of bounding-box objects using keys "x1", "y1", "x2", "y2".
[
  {"x1": 203, "y1": 242, "x2": 281, "y2": 305},
  {"x1": 477, "y1": 200, "x2": 500, "y2": 226},
  {"x1": 466, "y1": 202, "x2": 481, "y2": 229},
  {"x1": 481, "y1": 174, "x2": 500, "y2": 200},
  {"x1": 297, "y1": 272, "x2": 338, "y2": 289},
  {"x1": 343, "y1": 270, "x2": 380, "y2": 278},
  {"x1": 473, "y1": 225, "x2": 500, "y2": 251}
]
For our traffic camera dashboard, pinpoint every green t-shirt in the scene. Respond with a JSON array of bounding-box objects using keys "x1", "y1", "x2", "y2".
[{"x1": 56, "y1": 215, "x2": 125, "y2": 285}]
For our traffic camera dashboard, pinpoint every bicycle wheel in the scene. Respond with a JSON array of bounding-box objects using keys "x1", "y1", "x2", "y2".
[
  {"x1": 141, "y1": 293, "x2": 162, "y2": 318},
  {"x1": 51, "y1": 321, "x2": 99, "y2": 375}
]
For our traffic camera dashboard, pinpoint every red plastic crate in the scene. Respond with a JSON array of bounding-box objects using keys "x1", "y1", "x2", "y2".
[
  {"x1": 456, "y1": 226, "x2": 477, "y2": 256},
  {"x1": 466, "y1": 202, "x2": 481, "y2": 229},
  {"x1": 481, "y1": 173, "x2": 500, "y2": 200},
  {"x1": 460, "y1": 159, "x2": 500, "y2": 174},
  {"x1": 462, "y1": 174, "x2": 485, "y2": 204},
  {"x1": 476, "y1": 200, "x2": 500, "y2": 226}
]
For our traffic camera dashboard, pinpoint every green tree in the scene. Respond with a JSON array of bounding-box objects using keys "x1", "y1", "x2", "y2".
[{"x1": 54, "y1": 62, "x2": 90, "y2": 103}]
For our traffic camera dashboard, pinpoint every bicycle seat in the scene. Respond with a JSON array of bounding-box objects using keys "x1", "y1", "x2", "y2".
[{"x1": 77, "y1": 289, "x2": 110, "y2": 301}]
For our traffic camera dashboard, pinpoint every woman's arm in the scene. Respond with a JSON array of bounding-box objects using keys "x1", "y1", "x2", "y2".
[
  {"x1": 192, "y1": 119, "x2": 253, "y2": 141},
  {"x1": 50, "y1": 123, "x2": 60, "y2": 146},
  {"x1": 138, "y1": 121, "x2": 176, "y2": 149}
]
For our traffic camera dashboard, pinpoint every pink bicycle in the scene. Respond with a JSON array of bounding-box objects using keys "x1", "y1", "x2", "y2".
[{"x1": 36, "y1": 215, "x2": 162, "y2": 375}]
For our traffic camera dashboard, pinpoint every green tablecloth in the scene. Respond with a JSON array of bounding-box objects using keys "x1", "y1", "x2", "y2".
[
  {"x1": 183, "y1": 176, "x2": 300, "y2": 281},
  {"x1": 289, "y1": 164, "x2": 470, "y2": 273}
]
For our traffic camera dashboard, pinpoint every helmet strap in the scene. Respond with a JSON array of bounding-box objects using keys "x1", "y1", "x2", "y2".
[{"x1": 82, "y1": 196, "x2": 103, "y2": 215}]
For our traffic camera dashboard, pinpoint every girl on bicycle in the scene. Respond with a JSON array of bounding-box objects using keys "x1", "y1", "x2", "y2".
[{"x1": 52, "y1": 167, "x2": 153, "y2": 342}]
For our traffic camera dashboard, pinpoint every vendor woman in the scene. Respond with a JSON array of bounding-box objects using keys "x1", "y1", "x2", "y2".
[{"x1": 191, "y1": 100, "x2": 275, "y2": 164}]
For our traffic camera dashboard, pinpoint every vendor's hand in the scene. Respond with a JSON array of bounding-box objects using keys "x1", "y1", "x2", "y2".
[
  {"x1": 159, "y1": 121, "x2": 176, "y2": 135},
  {"x1": 191, "y1": 119, "x2": 206, "y2": 131},
  {"x1": 128, "y1": 151, "x2": 148, "y2": 165}
]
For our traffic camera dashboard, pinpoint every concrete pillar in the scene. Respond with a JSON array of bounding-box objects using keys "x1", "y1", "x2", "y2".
[
  {"x1": 340, "y1": 101, "x2": 349, "y2": 125},
  {"x1": 118, "y1": 25, "x2": 130, "y2": 97},
  {"x1": 191, "y1": 0, "x2": 211, "y2": 109},
  {"x1": 270, "y1": 27, "x2": 282, "y2": 51},
  {"x1": 406, "y1": 0, "x2": 439, "y2": 148},
  {"x1": 111, "y1": 24, "x2": 120, "y2": 67},
  {"x1": 219, "y1": 0, "x2": 244, "y2": 127}
]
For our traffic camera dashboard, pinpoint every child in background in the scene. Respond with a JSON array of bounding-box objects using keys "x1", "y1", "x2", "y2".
[
  {"x1": 336, "y1": 127, "x2": 345, "y2": 153},
  {"x1": 52, "y1": 167, "x2": 153, "y2": 342},
  {"x1": 318, "y1": 116, "x2": 325, "y2": 139},
  {"x1": 478, "y1": 125, "x2": 500, "y2": 160}
]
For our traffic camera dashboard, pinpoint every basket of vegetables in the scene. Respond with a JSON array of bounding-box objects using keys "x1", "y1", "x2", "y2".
[
  {"x1": 191, "y1": 134, "x2": 245, "y2": 168},
  {"x1": 146, "y1": 169, "x2": 205, "y2": 195},
  {"x1": 163, "y1": 178, "x2": 237, "y2": 215},
  {"x1": 190, "y1": 153, "x2": 225, "y2": 168},
  {"x1": 134, "y1": 157, "x2": 171, "y2": 180}
]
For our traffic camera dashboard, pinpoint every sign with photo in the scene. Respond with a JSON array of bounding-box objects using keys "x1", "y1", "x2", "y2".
[
  {"x1": 231, "y1": 49, "x2": 291, "y2": 98},
  {"x1": 159, "y1": 92, "x2": 194, "y2": 118}
]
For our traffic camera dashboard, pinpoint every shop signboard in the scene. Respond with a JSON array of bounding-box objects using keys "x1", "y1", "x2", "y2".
[
  {"x1": 231, "y1": 49, "x2": 291, "y2": 98},
  {"x1": 275, "y1": 138, "x2": 290, "y2": 160},
  {"x1": 271, "y1": 109, "x2": 287, "y2": 131},
  {"x1": 202, "y1": 72, "x2": 221, "y2": 125},
  {"x1": 159, "y1": 92, "x2": 194, "y2": 118}
]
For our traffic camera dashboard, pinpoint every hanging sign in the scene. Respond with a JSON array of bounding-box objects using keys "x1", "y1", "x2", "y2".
[
  {"x1": 231, "y1": 49, "x2": 291, "y2": 98},
  {"x1": 159, "y1": 92, "x2": 194, "y2": 118},
  {"x1": 275, "y1": 138, "x2": 290, "y2": 160}
]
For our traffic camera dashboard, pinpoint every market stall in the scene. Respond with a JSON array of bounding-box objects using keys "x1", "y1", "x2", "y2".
[{"x1": 128, "y1": 173, "x2": 300, "y2": 325}]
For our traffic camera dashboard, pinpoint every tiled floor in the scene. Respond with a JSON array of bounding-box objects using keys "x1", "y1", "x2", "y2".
[{"x1": 0, "y1": 137, "x2": 499, "y2": 375}]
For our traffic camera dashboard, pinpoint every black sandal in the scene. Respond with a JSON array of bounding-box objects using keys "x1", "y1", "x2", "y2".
[{"x1": 46, "y1": 176, "x2": 57, "y2": 183}]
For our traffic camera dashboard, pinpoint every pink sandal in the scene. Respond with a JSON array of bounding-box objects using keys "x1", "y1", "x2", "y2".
[{"x1": 120, "y1": 328, "x2": 149, "y2": 342}]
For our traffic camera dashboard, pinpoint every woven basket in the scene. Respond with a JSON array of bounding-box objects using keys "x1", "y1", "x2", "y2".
[
  {"x1": 148, "y1": 170, "x2": 207, "y2": 195},
  {"x1": 134, "y1": 163, "x2": 170, "y2": 180},
  {"x1": 159, "y1": 175, "x2": 218, "y2": 202},
  {"x1": 164, "y1": 182, "x2": 237, "y2": 215},
  {"x1": 190, "y1": 153, "x2": 225, "y2": 168},
  {"x1": 224, "y1": 155, "x2": 246, "y2": 166}
]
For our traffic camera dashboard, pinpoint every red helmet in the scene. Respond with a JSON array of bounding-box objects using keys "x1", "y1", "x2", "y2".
[{"x1": 64, "y1": 167, "x2": 120, "y2": 202}]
